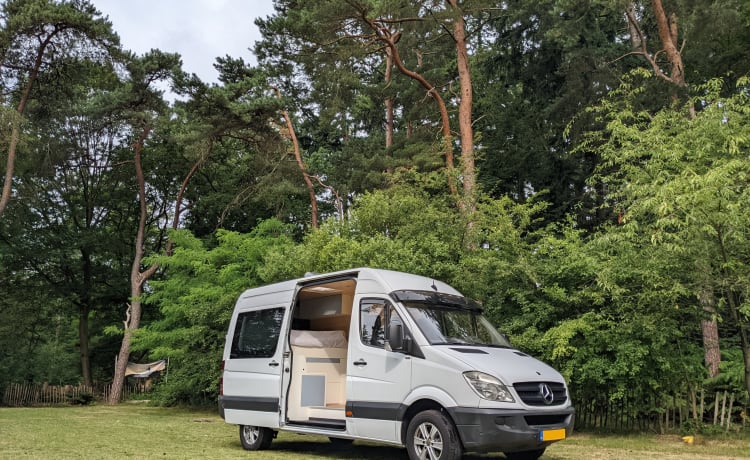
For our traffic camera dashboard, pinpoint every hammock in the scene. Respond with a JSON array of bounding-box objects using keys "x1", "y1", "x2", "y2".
[{"x1": 125, "y1": 359, "x2": 167, "y2": 378}]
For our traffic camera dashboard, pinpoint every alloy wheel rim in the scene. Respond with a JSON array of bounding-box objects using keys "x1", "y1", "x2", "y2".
[
  {"x1": 414, "y1": 422, "x2": 444, "y2": 460},
  {"x1": 243, "y1": 426, "x2": 259, "y2": 444}
]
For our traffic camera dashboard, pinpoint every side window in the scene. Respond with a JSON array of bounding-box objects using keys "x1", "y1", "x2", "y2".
[
  {"x1": 230, "y1": 307, "x2": 285, "y2": 359},
  {"x1": 359, "y1": 299, "x2": 403, "y2": 349}
]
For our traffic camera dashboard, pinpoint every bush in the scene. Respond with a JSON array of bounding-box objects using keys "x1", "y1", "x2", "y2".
[{"x1": 68, "y1": 391, "x2": 95, "y2": 406}]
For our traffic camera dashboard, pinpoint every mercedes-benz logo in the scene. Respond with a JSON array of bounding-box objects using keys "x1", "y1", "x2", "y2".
[{"x1": 539, "y1": 383, "x2": 554, "y2": 405}]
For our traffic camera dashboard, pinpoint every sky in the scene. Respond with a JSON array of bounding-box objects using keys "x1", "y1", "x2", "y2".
[{"x1": 91, "y1": 0, "x2": 276, "y2": 83}]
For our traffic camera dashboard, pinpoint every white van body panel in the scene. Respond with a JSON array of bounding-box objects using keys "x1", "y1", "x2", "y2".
[
  {"x1": 357, "y1": 268, "x2": 461, "y2": 296},
  {"x1": 408, "y1": 348, "x2": 477, "y2": 407},
  {"x1": 440, "y1": 347, "x2": 564, "y2": 387},
  {"x1": 402, "y1": 383, "x2": 460, "y2": 409}
]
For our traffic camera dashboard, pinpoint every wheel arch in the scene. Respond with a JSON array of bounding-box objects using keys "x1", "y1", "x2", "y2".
[
  {"x1": 398, "y1": 385, "x2": 462, "y2": 445},
  {"x1": 399, "y1": 398, "x2": 462, "y2": 447}
]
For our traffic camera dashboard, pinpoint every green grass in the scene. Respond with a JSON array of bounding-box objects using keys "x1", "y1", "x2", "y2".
[{"x1": 0, "y1": 404, "x2": 748, "y2": 459}]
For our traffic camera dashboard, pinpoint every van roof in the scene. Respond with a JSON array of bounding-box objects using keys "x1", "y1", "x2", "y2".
[{"x1": 238, "y1": 267, "x2": 461, "y2": 300}]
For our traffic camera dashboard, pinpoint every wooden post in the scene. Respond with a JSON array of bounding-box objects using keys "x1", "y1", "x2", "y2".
[{"x1": 726, "y1": 393, "x2": 735, "y2": 431}]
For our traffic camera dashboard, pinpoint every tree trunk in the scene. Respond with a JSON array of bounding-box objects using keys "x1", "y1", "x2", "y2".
[
  {"x1": 448, "y1": 0, "x2": 476, "y2": 213},
  {"x1": 626, "y1": 3, "x2": 642, "y2": 50},
  {"x1": 0, "y1": 124, "x2": 21, "y2": 216},
  {"x1": 109, "y1": 126, "x2": 152, "y2": 404},
  {"x1": 727, "y1": 292, "x2": 750, "y2": 396},
  {"x1": 108, "y1": 127, "x2": 206, "y2": 403},
  {"x1": 78, "y1": 247, "x2": 93, "y2": 386},
  {"x1": 700, "y1": 290, "x2": 721, "y2": 378},
  {"x1": 384, "y1": 47, "x2": 394, "y2": 173},
  {"x1": 625, "y1": 1, "x2": 690, "y2": 101},
  {"x1": 389, "y1": 42, "x2": 455, "y2": 194},
  {"x1": 275, "y1": 88, "x2": 318, "y2": 228},
  {"x1": 651, "y1": 0, "x2": 685, "y2": 87},
  {"x1": 743, "y1": 343, "x2": 750, "y2": 398},
  {"x1": 0, "y1": 36, "x2": 52, "y2": 217},
  {"x1": 360, "y1": 13, "x2": 457, "y2": 195},
  {"x1": 78, "y1": 303, "x2": 91, "y2": 386}
]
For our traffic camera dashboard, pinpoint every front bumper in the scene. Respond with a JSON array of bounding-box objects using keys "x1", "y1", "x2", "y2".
[{"x1": 446, "y1": 406, "x2": 575, "y2": 453}]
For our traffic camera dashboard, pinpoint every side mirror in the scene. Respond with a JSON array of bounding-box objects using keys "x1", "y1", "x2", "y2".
[{"x1": 387, "y1": 323, "x2": 404, "y2": 351}]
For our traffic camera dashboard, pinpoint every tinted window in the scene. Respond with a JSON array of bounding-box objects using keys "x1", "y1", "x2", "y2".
[
  {"x1": 359, "y1": 299, "x2": 402, "y2": 348},
  {"x1": 230, "y1": 308, "x2": 285, "y2": 359},
  {"x1": 404, "y1": 304, "x2": 510, "y2": 347}
]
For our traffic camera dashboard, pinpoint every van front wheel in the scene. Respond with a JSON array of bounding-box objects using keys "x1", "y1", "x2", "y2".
[
  {"x1": 406, "y1": 410, "x2": 463, "y2": 460},
  {"x1": 239, "y1": 425, "x2": 273, "y2": 450}
]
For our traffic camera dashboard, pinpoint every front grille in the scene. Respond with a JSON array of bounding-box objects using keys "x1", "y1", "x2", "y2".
[{"x1": 514, "y1": 381, "x2": 567, "y2": 406}]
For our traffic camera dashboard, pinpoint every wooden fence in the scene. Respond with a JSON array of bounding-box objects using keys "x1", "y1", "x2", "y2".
[
  {"x1": 574, "y1": 389, "x2": 749, "y2": 433},
  {"x1": 2, "y1": 382, "x2": 150, "y2": 407}
]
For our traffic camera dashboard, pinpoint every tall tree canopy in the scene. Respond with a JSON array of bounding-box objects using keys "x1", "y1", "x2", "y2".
[{"x1": 0, "y1": 0, "x2": 119, "y2": 216}]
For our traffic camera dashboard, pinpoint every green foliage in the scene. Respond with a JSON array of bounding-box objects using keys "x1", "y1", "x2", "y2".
[
  {"x1": 580, "y1": 74, "x2": 750, "y2": 395},
  {"x1": 260, "y1": 185, "x2": 465, "y2": 282},
  {"x1": 172, "y1": 59, "x2": 305, "y2": 234},
  {"x1": 0, "y1": 292, "x2": 80, "y2": 386},
  {"x1": 473, "y1": 0, "x2": 633, "y2": 227},
  {"x1": 707, "y1": 349, "x2": 748, "y2": 393},
  {"x1": 67, "y1": 389, "x2": 94, "y2": 405},
  {"x1": 0, "y1": 2, "x2": 130, "y2": 387},
  {"x1": 133, "y1": 219, "x2": 295, "y2": 405}
]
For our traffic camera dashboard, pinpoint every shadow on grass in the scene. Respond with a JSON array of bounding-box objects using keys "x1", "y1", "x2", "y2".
[
  {"x1": 269, "y1": 440, "x2": 405, "y2": 459},
  {"x1": 249, "y1": 440, "x2": 506, "y2": 459}
]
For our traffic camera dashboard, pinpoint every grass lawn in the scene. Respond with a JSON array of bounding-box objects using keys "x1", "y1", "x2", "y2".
[{"x1": 0, "y1": 403, "x2": 748, "y2": 459}]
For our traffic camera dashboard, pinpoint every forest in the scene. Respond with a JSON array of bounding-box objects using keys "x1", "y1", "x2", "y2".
[{"x1": 0, "y1": 0, "x2": 749, "y2": 433}]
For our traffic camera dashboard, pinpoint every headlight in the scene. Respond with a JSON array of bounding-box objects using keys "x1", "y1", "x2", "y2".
[{"x1": 463, "y1": 371, "x2": 515, "y2": 402}]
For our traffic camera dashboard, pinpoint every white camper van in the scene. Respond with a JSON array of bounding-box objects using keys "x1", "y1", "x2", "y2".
[{"x1": 219, "y1": 268, "x2": 574, "y2": 460}]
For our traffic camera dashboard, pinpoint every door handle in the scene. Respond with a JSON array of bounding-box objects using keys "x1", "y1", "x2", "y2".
[
  {"x1": 268, "y1": 360, "x2": 280, "y2": 367},
  {"x1": 353, "y1": 359, "x2": 367, "y2": 366}
]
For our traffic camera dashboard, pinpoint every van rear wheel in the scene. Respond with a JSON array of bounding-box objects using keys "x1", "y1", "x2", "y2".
[
  {"x1": 239, "y1": 425, "x2": 273, "y2": 450},
  {"x1": 406, "y1": 410, "x2": 463, "y2": 460}
]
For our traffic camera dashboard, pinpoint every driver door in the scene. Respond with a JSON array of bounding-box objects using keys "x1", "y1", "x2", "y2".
[{"x1": 347, "y1": 298, "x2": 412, "y2": 442}]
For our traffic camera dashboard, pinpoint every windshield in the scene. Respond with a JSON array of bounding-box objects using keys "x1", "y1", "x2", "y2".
[{"x1": 403, "y1": 303, "x2": 511, "y2": 347}]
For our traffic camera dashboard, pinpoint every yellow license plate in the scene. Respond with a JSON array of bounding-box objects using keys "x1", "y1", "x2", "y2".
[{"x1": 540, "y1": 428, "x2": 566, "y2": 442}]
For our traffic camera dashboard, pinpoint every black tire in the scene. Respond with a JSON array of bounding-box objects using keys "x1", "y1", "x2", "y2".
[
  {"x1": 504, "y1": 448, "x2": 546, "y2": 460},
  {"x1": 406, "y1": 410, "x2": 463, "y2": 460},
  {"x1": 239, "y1": 425, "x2": 274, "y2": 450}
]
